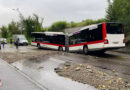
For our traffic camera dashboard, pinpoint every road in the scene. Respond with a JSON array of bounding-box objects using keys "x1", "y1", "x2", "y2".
[
  {"x1": 0, "y1": 44, "x2": 130, "y2": 89},
  {"x1": 0, "y1": 58, "x2": 46, "y2": 90}
]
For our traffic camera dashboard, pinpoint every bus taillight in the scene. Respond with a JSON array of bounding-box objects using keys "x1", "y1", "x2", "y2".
[{"x1": 104, "y1": 39, "x2": 109, "y2": 44}]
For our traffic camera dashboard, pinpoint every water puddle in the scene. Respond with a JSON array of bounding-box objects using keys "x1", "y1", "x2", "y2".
[{"x1": 12, "y1": 57, "x2": 96, "y2": 90}]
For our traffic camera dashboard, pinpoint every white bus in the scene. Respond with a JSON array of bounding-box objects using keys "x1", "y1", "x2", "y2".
[
  {"x1": 69, "y1": 22, "x2": 125, "y2": 54},
  {"x1": 31, "y1": 32, "x2": 65, "y2": 51}
]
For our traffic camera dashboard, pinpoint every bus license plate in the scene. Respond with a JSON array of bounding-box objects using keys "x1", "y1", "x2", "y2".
[{"x1": 113, "y1": 42, "x2": 119, "y2": 44}]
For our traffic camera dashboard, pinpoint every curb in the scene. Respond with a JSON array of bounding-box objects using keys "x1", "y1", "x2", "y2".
[{"x1": 0, "y1": 58, "x2": 48, "y2": 90}]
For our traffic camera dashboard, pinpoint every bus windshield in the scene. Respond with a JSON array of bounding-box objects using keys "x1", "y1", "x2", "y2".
[{"x1": 106, "y1": 23, "x2": 124, "y2": 34}]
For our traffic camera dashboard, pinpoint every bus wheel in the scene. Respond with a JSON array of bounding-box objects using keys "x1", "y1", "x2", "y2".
[
  {"x1": 58, "y1": 46, "x2": 63, "y2": 51},
  {"x1": 37, "y1": 44, "x2": 41, "y2": 49},
  {"x1": 99, "y1": 50, "x2": 106, "y2": 54},
  {"x1": 83, "y1": 45, "x2": 88, "y2": 54}
]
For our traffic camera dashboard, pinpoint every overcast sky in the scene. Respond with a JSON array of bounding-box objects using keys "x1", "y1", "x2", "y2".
[{"x1": 0, "y1": 0, "x2": 108, "y2": 27}]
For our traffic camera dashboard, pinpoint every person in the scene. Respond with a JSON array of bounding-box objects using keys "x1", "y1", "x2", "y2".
[
  {"x1": 2, "y1": 39, "x2": 5, "y2": 48},
  {"x1": 16, "y1": 38, "x2": 19, "y2": 49},
  {"x1": 0, "y1": 40, "x2": 1, "y2": 50},
  {"x1": 10, "y1": 39, "x2": 13, "y2": 48}
]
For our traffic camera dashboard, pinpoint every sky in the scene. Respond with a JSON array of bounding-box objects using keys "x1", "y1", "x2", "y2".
[{"x1": 0, "y1": 0, "x2": 108, "y2": 27}]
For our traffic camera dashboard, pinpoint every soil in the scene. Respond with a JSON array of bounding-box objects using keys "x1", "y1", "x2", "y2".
[
  {"x1": 56, "y1": 62, "x2": 130, "y2": 90},
  {"x1": 0, "y1": 49, "x2": 57, "y2": 63}
]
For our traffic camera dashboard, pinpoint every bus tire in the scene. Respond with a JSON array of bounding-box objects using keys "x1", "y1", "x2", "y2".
[
  {"x1": 37, "y1": 44, "x2": 41, "y2": 49},
  {"x1": 99, "y1": 50, "x2": 106, "y2": 54},
  {"x1": 58, "y1": 46, "x2": 63, "y2": 51},
  {"x1": 83, "y1": 45, "x2": 88, "y2": 54}
]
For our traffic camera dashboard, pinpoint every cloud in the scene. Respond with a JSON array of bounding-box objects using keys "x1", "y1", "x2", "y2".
[{"x1": 0, "y1": 0, "x2": 108, "y2": 27}]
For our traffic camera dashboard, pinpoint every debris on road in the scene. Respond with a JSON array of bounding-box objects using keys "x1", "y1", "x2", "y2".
[{"x1": 56, "y1": 62, "x2": 130, "y2": 90}]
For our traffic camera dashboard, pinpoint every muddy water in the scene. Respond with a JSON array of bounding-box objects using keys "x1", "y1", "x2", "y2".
[{"x1": 12, "y1": 57, "x2": 96, "y2": 90}]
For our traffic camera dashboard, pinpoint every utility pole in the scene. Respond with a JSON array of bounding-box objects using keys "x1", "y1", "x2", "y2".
[{"x1": 12, "y1": 8, "x2": 24, "y2": 34}]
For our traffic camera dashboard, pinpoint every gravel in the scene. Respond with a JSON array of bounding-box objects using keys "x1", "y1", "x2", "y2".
[{"x1": 56, "y1": 63, "x2": 130, "y2": 90}]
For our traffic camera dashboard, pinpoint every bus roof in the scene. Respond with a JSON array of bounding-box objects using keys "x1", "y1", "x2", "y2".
[
  {"x1": 68, "y1": 23, "x2": 101, "y2": 36},
  {"x1": 31, "y1": 32, "x2": 65, "y2": 35},
  {"x1": 65, "y1": 23, "x2": 102, "y2": 35},
  {"x1": 65, "y1": 22, "x2": 123, "y2": 35}
]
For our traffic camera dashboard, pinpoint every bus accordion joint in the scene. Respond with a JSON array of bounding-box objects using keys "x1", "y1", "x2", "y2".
[{"x1": 104, "y1": 39, "x2": 109, "y2": 44}]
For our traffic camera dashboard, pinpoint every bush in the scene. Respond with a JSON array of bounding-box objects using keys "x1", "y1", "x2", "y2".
[{"x1": 126, "y1": 36, "x2": 130, "y2": 45}]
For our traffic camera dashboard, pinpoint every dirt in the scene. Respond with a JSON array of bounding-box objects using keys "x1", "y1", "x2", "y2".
[
  {"x1": 0, "y1": 49, "x2": 57, "y2": 63},
  {"x1": 56, "y1": 62, "x2": 130, "y2": 90}
]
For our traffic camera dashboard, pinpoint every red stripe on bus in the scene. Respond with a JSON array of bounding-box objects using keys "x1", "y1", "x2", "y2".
[
  {"x1": 32, "y1": 42, "x2": 65, "y2": 47},
  {"x1": 123, "y1": 24, "x2": 125, "y2": 37},
  {"x1": 69, "y1": 40, "x2": 104, "y2": 47},
  {"x1": 123, "y1": 24, "x2": 125, "y2": 43},
  {"x1": 102, "y1": 22, "x2": 107, "y2": 40}
]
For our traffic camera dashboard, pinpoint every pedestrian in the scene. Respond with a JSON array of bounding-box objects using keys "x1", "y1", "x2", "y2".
[
  {"x1": 16, "y1": 38, "x2": 19, "y2": 49},
  {"x1": 2, "y1": 39, "x2": 5, "y2": 48},
  {"x1": 10, "y1": 39, "x2": 13, "y2": 48},
  {"x1": 0, "y1": 40, "x2": 1, "y2": 50}
]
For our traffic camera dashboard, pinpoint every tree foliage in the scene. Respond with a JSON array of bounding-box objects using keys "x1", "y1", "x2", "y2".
[
  {"x1": 23, "y1": 14, "x2": 43, "y2": 39},
  {"x1": 47, "y1": 19, "x2": 106, "y2": 32},
  {"x1": 106, "y1": 0, "x2": 130, "y2": 36},
  {"x1": 8, "y1": 21, "x2": 20, "y2": 37},
  {"x1": 49, "y1": 21, "x2": 67, "y2": 32},
  {"x1": 1, "y1": 26, "x2": 8, "y2": 38}
]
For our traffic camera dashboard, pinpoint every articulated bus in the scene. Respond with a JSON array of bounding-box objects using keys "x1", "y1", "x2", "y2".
[
  {"x1": 69, "y1": 22, "x2": 125, "y2": 54},
  {"x1": 31, "y1": 22, "x2": 125, "y2": 54},
  {"x1": 31, "y1": 32, "x2": 65, "y2": 51}
]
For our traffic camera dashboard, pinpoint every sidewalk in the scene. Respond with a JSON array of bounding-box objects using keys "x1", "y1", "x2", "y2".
[{"x1": 0, "y1": 58, "x2": 46, "y2": 90}]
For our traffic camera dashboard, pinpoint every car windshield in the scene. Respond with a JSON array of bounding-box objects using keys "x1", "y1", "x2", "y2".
[{"x1": 20, "y1": 38, "x2": 26, "y2": 40}]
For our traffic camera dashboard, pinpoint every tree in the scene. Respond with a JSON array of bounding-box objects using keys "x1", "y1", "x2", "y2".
[
  {"x1": 106, "y1": 0, "x2": 130, "y2": 36},
  {"x1": 8, "y1": 21, "x2": 20, "y2": 37},
  {"x1": 23, "y1": 14, "x2": 43, "y2": 39},
  {"x1": 50, "y1": 21, "x2": 67, "y2": 32},
  {"x1": 106, "y1": 0, "x2": 114, "y2": 21},
  {"x1": 1, "y1": 26, "x2": 8, "y2": 38}
]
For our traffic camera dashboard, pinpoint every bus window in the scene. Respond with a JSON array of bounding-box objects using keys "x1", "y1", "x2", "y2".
[
  {"x1": 69, "y1": 24, "x2": 103, "y2": 45},
  {"x1": 106, "y1": 23, "x2": 123, "y2": 34}
]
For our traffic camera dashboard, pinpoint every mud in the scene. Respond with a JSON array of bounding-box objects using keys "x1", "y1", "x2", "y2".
[{"x1": 0, "y1": 45, "x2": 57, "y2": 63}]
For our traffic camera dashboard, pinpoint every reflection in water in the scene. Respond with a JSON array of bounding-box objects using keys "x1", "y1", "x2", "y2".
[{"x1": 12, "y1": 58, "x2": 96, "y2": 90}]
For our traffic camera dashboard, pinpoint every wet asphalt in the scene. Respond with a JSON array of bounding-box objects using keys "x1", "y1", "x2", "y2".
[
  {"x1": 55, "y1": 47, "x2": 130, "y2": 83},
  {"x1": 12, "y1": 55, "x2": 96, "y2": 90},
  {"x1": 1, "y1": 44, "x2": 130, "y2": 89}
]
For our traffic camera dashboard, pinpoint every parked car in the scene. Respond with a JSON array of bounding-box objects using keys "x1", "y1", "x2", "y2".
[
  {"x1": 0, "y1": 38, "x2": 7, "y2": 44},
  {"x1": 13, "y1": 35, "x2": 28, "y2": 46}
]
